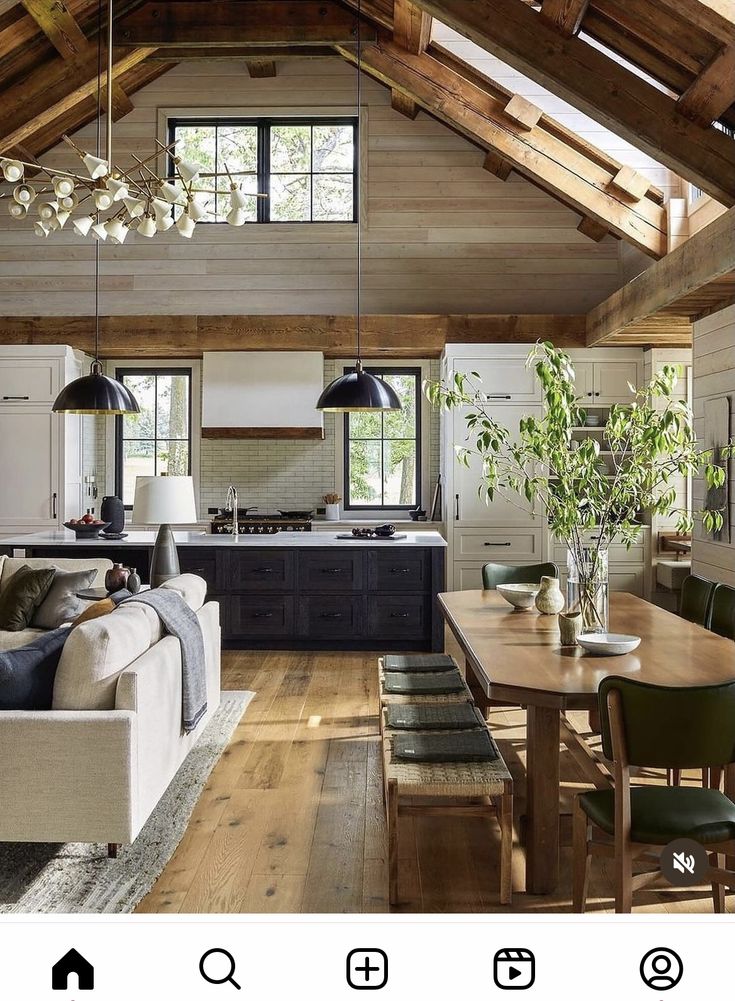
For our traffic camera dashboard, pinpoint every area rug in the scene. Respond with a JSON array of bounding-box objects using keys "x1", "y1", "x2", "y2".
[{"x1": 0, "y1": 691, "x2": 254, "y2": 914}]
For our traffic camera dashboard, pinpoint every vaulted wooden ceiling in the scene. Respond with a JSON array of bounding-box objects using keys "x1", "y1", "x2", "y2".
[{"x1": 0, "y1": 0, "x2": 733, "y2": 343}]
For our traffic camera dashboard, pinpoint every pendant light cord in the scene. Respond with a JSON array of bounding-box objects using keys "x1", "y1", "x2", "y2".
[
  {"x1": 355, "y1": 0, "x2": 362, "y2": 369},
  {"x1": 93, "y1": 0, "x2": 103, "y2": 365}
]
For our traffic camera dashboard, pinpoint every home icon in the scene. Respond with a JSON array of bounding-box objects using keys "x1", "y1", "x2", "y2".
[{"x1": 52, "y1": 949, "x2": 95, "y2": 991}]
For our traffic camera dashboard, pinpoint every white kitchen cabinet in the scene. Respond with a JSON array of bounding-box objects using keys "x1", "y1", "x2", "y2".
[
  {"x1": 574, "y1": 360, "x2": 638, "y2": 404},
  {"x1": 0, "y1": 357, "x2": 59, "y2": 404},
  {"x1": 449, "y1": 355, "x2": 542, "y2": 404}
]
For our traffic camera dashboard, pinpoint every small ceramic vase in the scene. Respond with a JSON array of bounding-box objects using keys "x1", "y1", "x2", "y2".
[
  {"x1": 325, "y1": 503, "x2": 340, "y2": 521},
  {"x1": 535, "y1": 575, "x2": 565, "y2": 615},
  {"x1": 127, "y1": 568, "x2": 141, "y2": 594},
  {"x1": 559, "y1": 611, "x2": 582, "y2": 646},
  {"x1": 105, "y1": 563, "x2": 130, "y2": 593}
]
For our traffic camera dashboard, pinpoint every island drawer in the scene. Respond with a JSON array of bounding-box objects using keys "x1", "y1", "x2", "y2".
[
  {"x1": 368, "y1": 595, "x2": 428, "y2": 640},
  {"x1": 228, "y1": 595, "x2": 295, "y2": 637},
  {"x1": 220, "y1": 550, "x2": 295, "y2": 591},
  {"x1": 297, "y1": 551, "x2": 365, "y2": 592},
  {"x1": 368, "y1": 550, "x2": 429, "y2": 591},
  {"x1": 299, "y1": 595, "x2": 365, "y2": 638},
  {"x1": 177, "y1": 553, "x2": 216, "y2": 591}
]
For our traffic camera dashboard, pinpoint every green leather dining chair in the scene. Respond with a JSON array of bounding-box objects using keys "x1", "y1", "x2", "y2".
[
  {"x1": 482, "y1": 562, "x2": 558, "y2": 590},
  {"x1": 678, "y1": 574, "x2": 717, "y2": 628},
  {"x1": 709, "y1": 583, "x2": 735, "y2": 640},
  {"x1": 573, "y1": 675, "x2": 735, "y2": 914}
]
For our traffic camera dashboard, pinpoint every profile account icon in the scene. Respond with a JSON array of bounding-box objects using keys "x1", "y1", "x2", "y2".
[
  {"x1": 52, "y1": 949, "x2": 94, "y2": 991},
  {"x1": 639, "y1": 948, "x2": 683, "y2": 991}
]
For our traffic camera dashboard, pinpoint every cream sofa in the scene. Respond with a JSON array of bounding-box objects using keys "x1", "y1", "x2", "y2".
[{"x1": 0, "y1": 556, "x2": 221, "y2": 852}]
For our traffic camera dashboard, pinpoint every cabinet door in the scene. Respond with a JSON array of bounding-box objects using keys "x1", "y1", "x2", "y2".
[
  {"x1": 574, "y1": 362, "x2": 594, "y2": 402},
  {"x1": 0, "y1": 359, "x2": 58, "y2": 404},
  {"x1": 451, "y1": 357, "x2": 541, "y2": 403},
  {"x1": 0, "y1": 408, "x2": 58, "y2": 526},
  {"x1": 593, "y1": 361, "x2": 638, "y2": 403}
]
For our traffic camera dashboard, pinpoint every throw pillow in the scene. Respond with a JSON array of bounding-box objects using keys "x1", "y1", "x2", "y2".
[
  {"x1": 0, "y1": 566, "x2": 56, "y2": 632},
  {"x1": 0, "y1": 626, "x2": 69, "y2": 709},
  {"x1": 71, "y1": 588, "x2": 131, "y2": 627},
  {"x1": 32, "y1": 567, "x2": 97, "y2": 630}
]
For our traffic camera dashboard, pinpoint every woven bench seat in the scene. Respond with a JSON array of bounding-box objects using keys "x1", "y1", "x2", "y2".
[{"x1": 378, "y1": 657, "x2": 473, "y2": 705}]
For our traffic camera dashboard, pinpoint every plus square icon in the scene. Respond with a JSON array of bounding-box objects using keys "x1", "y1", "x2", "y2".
[{"x1": 347, "y1": 949, "x2": 388, "y2": 990}]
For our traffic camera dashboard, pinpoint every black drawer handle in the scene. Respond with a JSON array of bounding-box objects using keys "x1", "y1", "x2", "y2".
[
  {"x1": 484, "y1": 541, "x2": 511, "y2": 547},
  {"x1": 390, "y1": 567, "x2": 410, "y2": 574},
  {"x1": 253, "y1": 611, "x2": 273, "y2": 618},
  {"x1": 390, "y1": 612, "x2": 410, "y2": 618},
  {"x1": 321, "y1": 568, "x2": 344, "y2": 574},
  {"x1": 3, "y1": 395, "x2": 30, "y2": 400},
  {"x1": 320, "y1": 612, "x2": 343, "y2": 619},
  {"x1": 251, "y1": 567, "x2": 274, "y2": 573}
]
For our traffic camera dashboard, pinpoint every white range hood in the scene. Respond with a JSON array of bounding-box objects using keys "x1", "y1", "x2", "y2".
[{"x1": 201, "y1": 351, "x2": 325, "y2": 440}]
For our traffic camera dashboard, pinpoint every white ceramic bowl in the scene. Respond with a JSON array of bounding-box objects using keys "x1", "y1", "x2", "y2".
[
  {"x1": 496, "y1": 583, "x2": 540, "y2": 610},
  {"x1": 578, "y1": 633, "x2": 641, "y2": 656}
]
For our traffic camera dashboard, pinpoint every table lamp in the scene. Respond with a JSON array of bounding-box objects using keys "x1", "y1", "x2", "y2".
[{"x1": 132, "y1": 475, "x2": 197, "y2": 587}]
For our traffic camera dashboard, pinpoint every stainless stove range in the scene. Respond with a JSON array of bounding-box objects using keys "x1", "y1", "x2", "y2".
[{"x1": 210, "y1": 508, "x2": 313, "y2": 535}]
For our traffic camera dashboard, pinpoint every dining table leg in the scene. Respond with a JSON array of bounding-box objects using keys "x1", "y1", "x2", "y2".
[{"x1": 526, "y1": 704, "x2": 561, "y2": 895}]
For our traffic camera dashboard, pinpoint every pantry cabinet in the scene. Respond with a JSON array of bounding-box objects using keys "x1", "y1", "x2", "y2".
[{"x1": 573, "y1": 359, "x2": 639, "y2": 405}]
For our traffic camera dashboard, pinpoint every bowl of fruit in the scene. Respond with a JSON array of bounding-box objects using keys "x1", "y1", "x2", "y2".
[{"x1": 64, "y1": 514, "x2": 110, "y2": 538}]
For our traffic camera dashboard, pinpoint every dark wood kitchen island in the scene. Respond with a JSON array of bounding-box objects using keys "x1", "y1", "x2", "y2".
[{"x1": 0, "y1": 530, "x2": 447, "y2": 651}]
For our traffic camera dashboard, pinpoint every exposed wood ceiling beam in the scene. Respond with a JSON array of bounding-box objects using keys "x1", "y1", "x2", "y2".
[
  {"x1": 245, "y1": 59, "x2": 277, "y2": 77},
  {"x1": 0, "y1": 45, "x2": 154, "y2": 150},
  {"x1": 147, "y1": 45, "x2": 333, "y2": 60},
  {"x1": 391, "y1": 90, "x2": 420, "y2": 118},
  {"x1": 411, "y1": 0, "x2": 735, "y2": 205},
  {"x1": 586, "y1": 206, "x2": 735, "y2": 345},
  {"x1": 539, "y1": 0, "x2": 589, "y2": 34},
  {"x1": 0, "y1": 314, "x2": 588, "y2": 357},
  {"x1": 677, "y1": 42, "x2": 735, "y2": 127},
  {"x1": 335, "y1": 35, "x2": 667, "y2": 256},
  {"x1": 114, "y1": 1, "x2": 371, "y2": 46},
  {"x1": 393, "y1": 0, "x2": 432, "y2": 53}
]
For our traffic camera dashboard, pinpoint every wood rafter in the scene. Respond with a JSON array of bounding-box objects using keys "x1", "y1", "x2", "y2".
[
  {"x1": 335, "y1": 34, "x2": 667, "y2": 256},
  {"x1": 393, "y1": 0, "x2": 432, "y2": 53},
  {"x1": 586, "y1": 207, "x2": 735, "y2": 346},
  {"x1": 540, "y1": 0, "x2": 589, "y2": 34},
  {"x1": 246, "y1": 58, "x2": 277, "y2": 77},
  {"x1": 677, "y1": 42, "x2": 735, "y2": 127},
  {"x1": 410, "y1": 0, "x2": 735, "y2": 205},
  {"x1": 146, "y1": 45, "x2": 333, "y2": 60}
]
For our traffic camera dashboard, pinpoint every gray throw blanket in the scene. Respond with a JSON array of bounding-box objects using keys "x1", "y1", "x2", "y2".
[{"x1": 121, "y1": 588, "x2": 207, "y2": 734}]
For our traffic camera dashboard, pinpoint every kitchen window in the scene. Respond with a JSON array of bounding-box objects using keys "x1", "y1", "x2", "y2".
[
  {"x1": 114, "y1": 368, "x2": 193, "y2": 507},
  {"x1": 168, "y1": 117, "x2": 358, "y2": 223},
  {"x1": 343, "y1": 368, "x2": 422, "y2": 511}
]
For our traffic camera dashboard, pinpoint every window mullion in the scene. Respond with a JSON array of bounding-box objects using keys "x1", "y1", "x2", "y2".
[{"x1": 259, "y1": 121, "x2": 269, "y2": 223}]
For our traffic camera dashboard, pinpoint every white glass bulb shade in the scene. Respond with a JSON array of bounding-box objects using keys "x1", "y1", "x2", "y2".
[
  {"x1": 132, "y1": 475, "x2": 197, "y2": 525},
  {"x1": 229, "y1": 185, "x2": 248, "y2": 209},
  {"x1": 82, "y1": 153, "x2": 109, "y2": 179},
  {"x1": 156, "y1": 213, "x2": 174, "y2": 232},
  {"x1": 226, "y1": 207, "x2": 247, "y2": 227},
  {"x1": 174, "y1": 156, "x2": 202, "y2": 183},
  {"x1": 37, "y1": 200, "x2": 59, "y2": 221},
  {"x1": 8, "y1": 201, "x2": 27, "y2": 218},
  {"x1": 108, "y1": 177, "x2": 129, "y2": 202},
  {"x1": 176, "y1": 212, "x2": 196, "y2": 238},
  {"x1": 159, "y1": 181, "x2": 184, "y2": 204},
  {"x1": 151, "y1": 197, "x2": 172, "y2": 218},
  {"x1": 55, "y1": 209, "x2": 70, "y2": 229},
  {"x1": 58, "y1": 192, "x2": 78, "y2": 211},
  {"x1": 72, "y1": 215, "x2": 94, "y2": 236},
  {"x1": 123, "y1": 196, "x2": 146, "y2": 218},
  {"x1": 13, "y1": 183, "x2": 36, "y2": 204},
  {"x1": 47, "y1": 216, "x2": 61, "y2": 232},
  {"x1": 1, "y1": 158, "x2": 23, "y2": 182},
  {"x1": 91, "y1": 222, "x2": 108, "y2": 241},
  {"x1": 34, "y1": 221, "x2": 50, "y2": 238},
  {"x1": 52, "y1": 176, "x2": 75, "y2": 198},
  {"x1": 137, "y1": 215, "x2": 157, "y2": 238},
  {"x1": 105, "y1": 217, "x2": 129, "y2": 244},
  {"x1": 187, "y1": 197, "x2": 208, "y2": 222},
  {"x1": 93, "y1": 188, "x2": 114, "y2": 211}
]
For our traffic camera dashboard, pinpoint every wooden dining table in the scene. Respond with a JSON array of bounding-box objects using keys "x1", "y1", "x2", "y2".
[{"x1": 438, "y1": 589, "x2": 735, "y2": 895}]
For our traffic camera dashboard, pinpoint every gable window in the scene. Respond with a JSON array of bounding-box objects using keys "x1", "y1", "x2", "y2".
[
  {"x1": 344, "y1": 368, "x2": 421, "y2": 511},
  {"x1": 114, "y1": 368, "x2": 192, "y2": 507},
  {"x1": 168, "y1": 117, "x2": 357, "y2": 223}
]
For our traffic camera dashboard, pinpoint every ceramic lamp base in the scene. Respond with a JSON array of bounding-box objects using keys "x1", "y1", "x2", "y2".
[{"x1": 150, "y1": 523, "x2": 180, "y2": 587}]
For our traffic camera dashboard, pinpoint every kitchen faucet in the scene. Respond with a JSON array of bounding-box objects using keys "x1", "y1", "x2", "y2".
[{"x1": 225, "y1": 484, "x2": 239, "y2": 539}]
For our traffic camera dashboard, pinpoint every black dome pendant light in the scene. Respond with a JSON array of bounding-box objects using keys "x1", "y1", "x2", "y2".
[
  {"x1": 53, "y1": 0, "x2": 139, "y2": 416},
  {"x1": 316, "y1": 0, "x2": 401, "y2": 414}
]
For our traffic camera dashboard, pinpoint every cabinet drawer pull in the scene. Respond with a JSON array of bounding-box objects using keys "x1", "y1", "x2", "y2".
[
  {"x1": 484, "y1": 394, "x2": 512, "y2": 400},
  {"x1": 251, "y1": 567, "x2": 274, "y2": 574},
  {"x1": 321, "y1": 567, "x2": 343, "y2": 574},
  {"x1": 390, "y1": 567, "x2": 410, "y2": 574},
  {"x1": 320, "y1": 612, "x2": 343, "y2": 619},
  {"x1": 484, "y1": 541, "x2": 511, "y2": 547},
  {"x1": 253, "y1": 611, "x2": 273, "y2": 618},
  {"x1": 3, "y1": 395, "x2": 30, "y2": 400},
  {"x1": 455, "y1": 493, "x2": 460, "y2": 521},
  {"x1": 52, "y1": 492, "x2": 57, "y2": 519},
  {"x1": 390, "y1": 612, "x2": 410, "y2": 618}
]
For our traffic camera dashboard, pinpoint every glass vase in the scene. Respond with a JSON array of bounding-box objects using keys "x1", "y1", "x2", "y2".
[{"x1": 567, "y1": 547, "x2": 609, "y2": 634}]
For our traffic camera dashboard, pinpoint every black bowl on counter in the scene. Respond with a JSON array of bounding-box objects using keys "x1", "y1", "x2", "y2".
[{"x1": 64, "y1": 521, "x2": 111, "y2": 539}]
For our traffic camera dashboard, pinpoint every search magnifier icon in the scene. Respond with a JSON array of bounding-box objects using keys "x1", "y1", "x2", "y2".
[{"x1": 199, "y1": 948, "x2": 241, "y2": 990}]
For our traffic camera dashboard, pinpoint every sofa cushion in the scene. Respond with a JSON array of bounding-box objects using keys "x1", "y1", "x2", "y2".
[
  {"x1": 0, "y1": 626, "x2": 69, "y2": 709},
  {"x1": 0, "y1": 557, "x2": 112, "y2": 591},
  {"x1": 160, "y1": 574, "x2": 207, "y2": 612},
  {"x1": 0, "y1": 627, "x2": 46, "y2": 652},
  {"x1": 32, "y1": 566, "x2": 97, "y2": 630},
  {"x1": 53, "y1": 602, "x2": 163, "y2": 710},
  {"x1": 0, "y1": 565, "x2": 56, "y2": 631}
]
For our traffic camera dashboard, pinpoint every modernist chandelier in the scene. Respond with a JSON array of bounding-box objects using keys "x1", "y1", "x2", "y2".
[{"x1": 0, "y1": 0, "x2": 264, "y2": 242}]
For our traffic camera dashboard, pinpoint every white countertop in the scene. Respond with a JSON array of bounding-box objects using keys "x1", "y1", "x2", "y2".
[{"x1": 1, "y1": 530, "x2": 447, "y2": 549}]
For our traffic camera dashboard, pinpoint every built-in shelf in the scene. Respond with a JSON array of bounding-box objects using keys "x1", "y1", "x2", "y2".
[{"x1": 202, "y1": 426, "x2": 325, "y2": 440}]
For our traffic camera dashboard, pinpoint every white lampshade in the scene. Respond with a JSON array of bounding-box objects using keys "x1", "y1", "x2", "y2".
[
  {"x1": 187, "y1": 196, "x2": 208, "y2": 222},
  {"x1": 159, "y1": 181, "x2": 184, "y2": 204},
  {"x1": 8, "y1": 201, "x2": 27, "y2": 218},
  {"x1": 137, "y1": 214, "x2": 157, "y2": 238},
  {"x1": 72, "y1": 215, "x2": 94, "y2": 236},
  {"x1": 176, "y1": 211, "x2": 196, "y2": 238},
  {"x1": 123, "y1": 195, "x2": 146, "y2": 218},
  {"x1": 132, "y1": 475, "x2": 197, "y2": 525},
  {"x1": 229, "y1": 185, "x2": 247, "y2": 209},
  {"x1": 1, "y1": 158, "x2": 23, "y2": 182},
  {"x1": 13, "y1": 183, "x2": 36, "y2": 204},
  {"x1": 226, "y1": 207, "x2": 247, "y2": 227},
  {"x1": 83, "y1": 153, "x2": 109, "y2": 179},
  {"x1": 173, "y1": 155, "x2": 202, "y2": 183},
  {"x1": 108, "y1": 177, "x2": 129, "y2": 201},
  {"x1": 37, "y1": 200, "x2": 58, "y2": 221},
  {"x1": 53, "y1": 176, "x2": 75, "y2": 198},
  {"x1": 93, "y1": 188, "x2": 114, "y2": 211},
  {"x1": 105, "y1": 217, "x2": 129, "y2": 244}
]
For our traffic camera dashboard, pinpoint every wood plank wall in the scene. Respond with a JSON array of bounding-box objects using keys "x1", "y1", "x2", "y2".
[
  {"x1": 692, "y1": 303, "x2": 735, "y2": 584},
  {"x1": 0, "y1": 56, "x2": 627, "y2": 317}
]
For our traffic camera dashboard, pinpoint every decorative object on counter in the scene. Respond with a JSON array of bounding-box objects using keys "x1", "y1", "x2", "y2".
[
  {"x1": 104, "y1": 563, "x2": 130, "y2": 594},
  {"x1": 339, "y1": 526, "x2": 406, "y2": 540},
  {"x1": 99, "y1": 531, "x2": 128, "y2": 540},
  {"x1": 64, "y1": 516, "x2": 110, "y2": 539},
  {"x1": 132, "y1": 476, "x2": 198, "y2": 587},
  {"x1": 408, "y1": 505, "x2": 427, "y2": 521},
  {"x1": 374, "y1": 523, "x2": 397, "y2": 538},
  {"x1": 100, "y1": 495, "x2": 125, "y2": 534},
  {"x1": 127, "y1": 568, "x2": 141, "y2": 594},
  {"x1": 428, "y1": 343, "x2": 734, "y2": 636},
  {"x1": 323, "y1": 493, "x2": 341, "y2": 521},
  {"x1": 577, "y1": 632, "x2": 641, "y2": 656},
  {"x1": 535, "y1": 575, "x2": 565, "y2": 615},
  {"x1": 496, "y1": 583, "x2": 539, "y2": 610},
  {"x1": 559, "y1": 611, "x2": 583, "y2": 647}
]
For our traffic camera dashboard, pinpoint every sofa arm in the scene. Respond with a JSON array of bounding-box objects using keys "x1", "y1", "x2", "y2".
[{"x1": 0, "y1": 710, "x2": 137, "y2": 845}]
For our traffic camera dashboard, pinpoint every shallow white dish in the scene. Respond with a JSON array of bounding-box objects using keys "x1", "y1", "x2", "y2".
[
  {"x1": 496, "y1": 583, "x2": 540, "y2": 610},
  {"x1": 578, "y1": 633, "x2": 641, "y2": 656}
]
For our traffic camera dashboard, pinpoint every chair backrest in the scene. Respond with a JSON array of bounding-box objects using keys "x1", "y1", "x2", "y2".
[
  {"x1": 599, "y1": 675, "x2": 735, "y2": 769},
  {"x1": 709, "y1": 583, "x2": 735, "y2": 640},
  {"x1": 482, "y1": 562, "x2": 558, "y2": 590},
  {"x1": 678, "y1": 573, "x2": 716, "y2": 627}
]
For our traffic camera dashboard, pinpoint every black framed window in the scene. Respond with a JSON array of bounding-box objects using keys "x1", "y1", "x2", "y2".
[
  {"x1": 344, "y1": 368, "x2": 421, "y2": 511},
  {"x1": 168, "y1": 117, "x2": 358, "y2": 223},
  {"x1": 114, "y1": 368, "x2": 193, "y2": 508}
]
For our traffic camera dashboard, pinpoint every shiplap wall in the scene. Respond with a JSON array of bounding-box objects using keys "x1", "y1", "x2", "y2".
[
  {"x1": 692, "y1": 304, "x2": 735, "y2": 585},
  {"x1": 0, "y1": 56, "x2": 628, "y2": 316}
]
